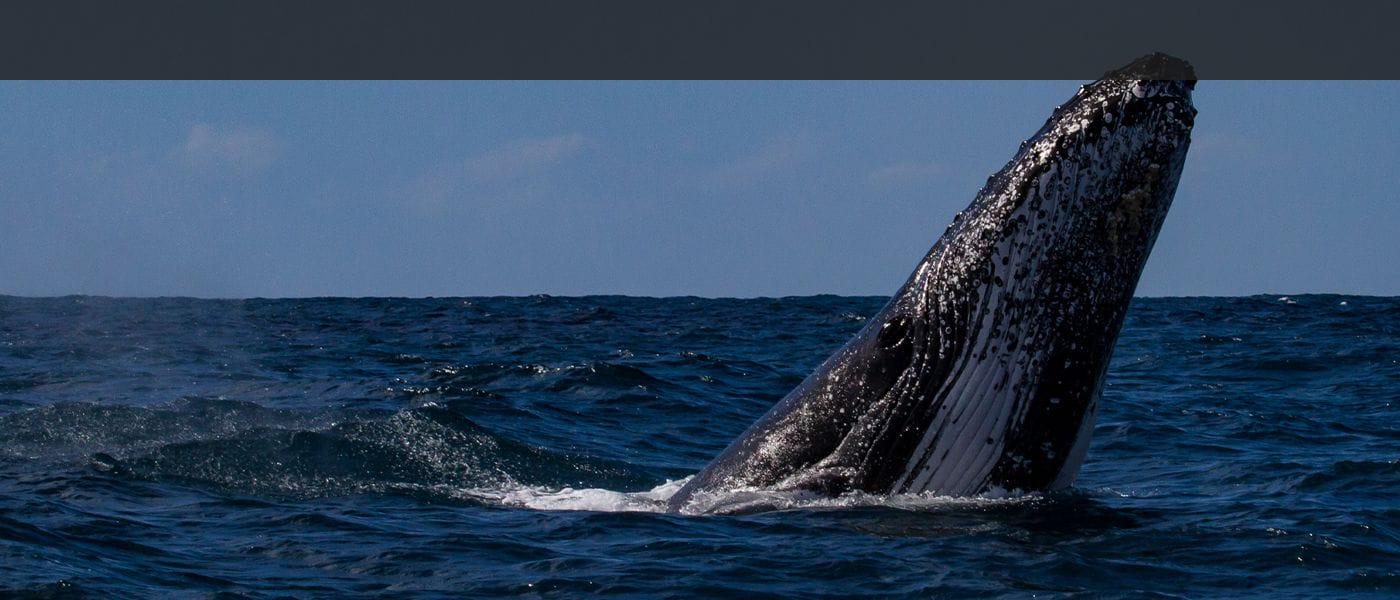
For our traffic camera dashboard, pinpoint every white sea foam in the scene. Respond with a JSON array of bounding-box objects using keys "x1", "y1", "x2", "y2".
[{"x1": 461, "y1": 476, "x2": 1043, "y2": 515}]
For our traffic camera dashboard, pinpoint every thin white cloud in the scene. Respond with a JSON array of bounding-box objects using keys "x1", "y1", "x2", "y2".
[
  {"x1": 406, "y1": 132, "x2": 592, "y2": 211},
  {"x1": 708, "y1": 130, "x2": 820, "y2": 187},
  {"x1": 868, "y1": 159, "x2": 945, "y2": 187},
  {"x1": 465, "y1": 133, "x2": 590, "y2": 181},
  {"x1": 178, "y1": 123, "x2": 281, "y2": 174}
]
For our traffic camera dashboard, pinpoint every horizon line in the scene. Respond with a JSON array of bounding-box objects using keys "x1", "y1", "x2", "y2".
[{"x1": 1, "y1": 292, "x2": 1390, "y2": 302}]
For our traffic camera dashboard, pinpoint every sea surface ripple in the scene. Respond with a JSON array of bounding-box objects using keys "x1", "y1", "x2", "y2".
[{"x1": 0, "y1": 295, "x2": 1397, "y2": 598}]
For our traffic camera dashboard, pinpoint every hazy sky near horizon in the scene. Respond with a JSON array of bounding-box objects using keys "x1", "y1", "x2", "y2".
[{"x1": 3, "y1": 80, "x2": 1397, "y2": 298}]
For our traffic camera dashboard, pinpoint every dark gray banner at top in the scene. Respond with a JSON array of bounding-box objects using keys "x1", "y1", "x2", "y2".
[{"x1": 2, "y1": 0, "x2": 1394, "y2": 79}]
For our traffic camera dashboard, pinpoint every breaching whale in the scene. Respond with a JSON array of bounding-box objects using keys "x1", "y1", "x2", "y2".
[{"x1": 668, "y1": 54, "x2": 1197, "y2": 513}]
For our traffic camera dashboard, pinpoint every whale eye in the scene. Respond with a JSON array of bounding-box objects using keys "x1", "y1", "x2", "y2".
[{"x1": 877, "y1": 315, "x2": 911, "y2": 351}]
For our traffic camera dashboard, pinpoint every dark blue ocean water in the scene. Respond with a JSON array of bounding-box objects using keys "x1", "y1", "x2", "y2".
[{"x1": 0, "y1": 294, "x2": 1396, "y2": 598}]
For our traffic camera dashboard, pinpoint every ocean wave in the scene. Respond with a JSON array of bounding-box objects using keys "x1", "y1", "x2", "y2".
[
  {"x1": 75, "y1": 401, "x2": 654, "y2": 502},
  {"x1": 2, "y1": 295, "x2": 1398, "y2": 597}
]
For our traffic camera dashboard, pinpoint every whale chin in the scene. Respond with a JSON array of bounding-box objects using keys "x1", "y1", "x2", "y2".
[{"x1": 668, "y1": 54, "x2": 1196, "y2": 514}]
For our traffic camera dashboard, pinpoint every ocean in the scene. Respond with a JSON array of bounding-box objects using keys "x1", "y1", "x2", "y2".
[{"x1": 1, "y1": 294, "x2": 1396, "y2": 598}]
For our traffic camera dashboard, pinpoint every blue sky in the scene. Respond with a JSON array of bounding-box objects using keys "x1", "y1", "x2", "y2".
[{"x1": 2, "y1": 80, "x2": 1397, "y2": 298}]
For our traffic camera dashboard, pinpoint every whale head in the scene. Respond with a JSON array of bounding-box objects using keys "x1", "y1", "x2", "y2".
[
  {"x1": 669, "y1": 54, "x2": 1196, "y2": 512},
  {"x1": 865, "y1": 53, "x2": 1196, "y2": 495}
]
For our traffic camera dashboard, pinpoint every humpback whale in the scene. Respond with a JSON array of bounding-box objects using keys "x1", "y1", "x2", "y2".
[{"x1": 668, "y1": 54, "x2": 1197, "y2": 513}]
